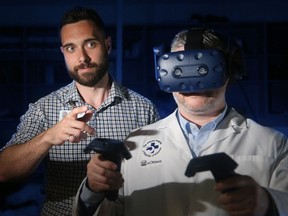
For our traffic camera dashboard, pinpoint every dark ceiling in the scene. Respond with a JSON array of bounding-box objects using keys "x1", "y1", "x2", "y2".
[{"x1": 1, "y1": 0, "x2": 288, "y2": 26}]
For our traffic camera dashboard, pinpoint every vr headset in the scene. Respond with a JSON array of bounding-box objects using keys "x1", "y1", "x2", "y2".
[{"x1": 153, "y1": 47, "x2": 228, "y2": 93}]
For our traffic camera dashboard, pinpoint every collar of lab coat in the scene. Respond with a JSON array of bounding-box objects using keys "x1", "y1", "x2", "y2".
[{"x1": 155, "y1": 108, "x2": 248, "y2": 155}]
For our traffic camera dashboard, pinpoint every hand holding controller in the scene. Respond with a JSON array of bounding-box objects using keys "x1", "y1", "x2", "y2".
[
  {"x1": 185, "y1": 152, "x2": 238, "y2": 182},
  {"x1": 84, "y1": 138, "x2": 132, "y2": 201}
]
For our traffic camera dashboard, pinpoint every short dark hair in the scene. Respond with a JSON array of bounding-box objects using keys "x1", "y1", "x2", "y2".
[{"x1": 59, "y1": 6, "x2": 106, "y2": 36}]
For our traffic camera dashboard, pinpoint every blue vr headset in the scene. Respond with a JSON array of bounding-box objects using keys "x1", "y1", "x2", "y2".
[{"x1": 154, "y1": 47, "x2": 228, "y2": 93}]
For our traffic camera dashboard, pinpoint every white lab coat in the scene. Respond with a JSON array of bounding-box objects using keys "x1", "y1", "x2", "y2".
[{"x1": 73, "y1": 108, "x2": 288, "y2": 216}]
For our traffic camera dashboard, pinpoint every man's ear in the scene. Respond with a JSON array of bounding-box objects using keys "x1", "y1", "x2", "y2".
[
  {"x1": 105, "y1": 36, "x2": 112, "y2": 54},
  {"x1": 60, "y1": 46, "x2": 64, "y2": 54}
]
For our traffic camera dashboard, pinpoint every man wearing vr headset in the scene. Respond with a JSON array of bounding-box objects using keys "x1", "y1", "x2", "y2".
[{"x1": 73, "y1": 28, "x2": 288, "y2": 216}]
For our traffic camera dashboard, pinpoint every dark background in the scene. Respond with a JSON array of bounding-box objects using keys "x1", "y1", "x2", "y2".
[{"x1": 0, "y1": 0, "x2": 288, "y2": 215}]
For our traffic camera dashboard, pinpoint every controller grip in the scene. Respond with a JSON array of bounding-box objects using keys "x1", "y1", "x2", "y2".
[
  {"x1": 185, "y1": 152, "x2": 238, "y2": 182},
  {"x1": 84, "y1": 138, "x2": 132, "y2": 201},
  {"x1": 101, "y1": 152, "x2": 122, "y2": 201}
]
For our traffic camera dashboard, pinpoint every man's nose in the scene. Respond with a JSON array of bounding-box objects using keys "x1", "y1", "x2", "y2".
[{"x1": 79, "y1": 49, "x2": 91, "y2": 64}]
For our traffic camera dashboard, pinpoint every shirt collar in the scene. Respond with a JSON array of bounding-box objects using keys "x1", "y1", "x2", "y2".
[
  {"x1": 63, "y1": 76, "x2": 126, "y2": 109},
  {"x1": 177, "y1": 105, "x2": 228, "y2": 134}
]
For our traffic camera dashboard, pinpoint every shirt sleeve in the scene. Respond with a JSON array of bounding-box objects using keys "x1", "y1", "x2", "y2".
[
  {"x1": 2, "y1": 102, "x2": 46, "y2": 149},
  {"x1": 78, "y1": 178, "x2": 105, "y2": 216}
]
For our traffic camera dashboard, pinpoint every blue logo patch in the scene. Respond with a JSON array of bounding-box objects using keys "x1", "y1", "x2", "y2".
[{"x1": 142, "y1": 140, "x2": 162, "y2": 157}]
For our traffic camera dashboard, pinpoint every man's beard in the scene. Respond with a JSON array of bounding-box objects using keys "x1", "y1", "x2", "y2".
[{"x1": 68, "y1": 57, "x2": 109, "y2": 87}]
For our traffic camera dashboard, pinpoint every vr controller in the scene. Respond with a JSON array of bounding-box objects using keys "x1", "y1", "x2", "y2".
[
  {"x1": 84, "y1": 138, "x2": 132, "y2": 201},
  {"x1": 185, "y1": 152, "x2": 238, "y2": 182},
  {"x1": 153, "y1": 48, "x2": 228, "y2": 93}
]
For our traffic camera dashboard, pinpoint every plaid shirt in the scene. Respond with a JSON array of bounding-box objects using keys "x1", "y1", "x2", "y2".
[{"x1": 4, "y1": 80, "x2": 160, "y2": 216}]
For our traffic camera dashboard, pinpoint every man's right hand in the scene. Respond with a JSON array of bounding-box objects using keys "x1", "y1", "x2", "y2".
[
  {"x1": 86, "y1": 153, "x2": 124, "y2": 193},
  {"x1": 43, "y1": 106, "x2": 95, "y2": 146}
]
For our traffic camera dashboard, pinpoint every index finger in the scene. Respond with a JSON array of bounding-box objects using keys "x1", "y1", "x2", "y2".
[
  {"x1": 214, "y1": 174, "x2": 243, "y2": 192},
  {"x1": 67, "y1": 106, "x2": 89, "y2": 119},
  {"x1": 91, "y1": 154, "x2": 118, "y2": 171}
]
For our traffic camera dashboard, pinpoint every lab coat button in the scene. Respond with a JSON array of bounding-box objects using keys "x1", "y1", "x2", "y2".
[{"x1": 182, "y1": 152, "x2": 191, "y2": 160}]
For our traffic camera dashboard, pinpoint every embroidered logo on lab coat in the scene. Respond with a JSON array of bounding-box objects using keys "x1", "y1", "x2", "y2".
[
  {"x1": 141, "y1": 140, "x2": 162, "y2": 166},
  {"x1": 142, "y1": 140, "x2": 162, "y2": 157}
]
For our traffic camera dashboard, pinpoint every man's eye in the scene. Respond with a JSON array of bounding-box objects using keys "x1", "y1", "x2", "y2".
[
  {"x1": 65, "y1": 46, "x2": 74, "y2": 53},
  {"x1": 86, "y1": 41, "x2": 97, "y2": 49}
]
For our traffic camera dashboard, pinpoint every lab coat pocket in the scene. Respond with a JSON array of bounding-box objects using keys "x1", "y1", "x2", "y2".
[{"x1": 232, "y1": 154, "x2": 274, "y2": 186}]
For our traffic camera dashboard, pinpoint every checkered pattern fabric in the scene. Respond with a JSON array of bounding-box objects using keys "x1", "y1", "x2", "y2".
[{"x1": 4, "y1": 80, "x2": 160, "y2": 216}]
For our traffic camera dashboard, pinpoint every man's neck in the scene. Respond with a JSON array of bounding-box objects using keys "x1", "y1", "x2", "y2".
[
  {"x1": 75, "y1": 74, "x2": 111, "y2": 109},
  {"x1": 179, "y1": 105, "x2": 226, "y2": 128}
]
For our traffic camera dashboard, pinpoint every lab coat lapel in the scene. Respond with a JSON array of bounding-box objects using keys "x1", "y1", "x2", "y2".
[
  {"x1": 201, "y1": 108, "x2": 248, "y2": 152},
  {"x1": 158, "y1": 110, "x2": 190, "y2": 151}
]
